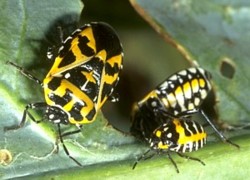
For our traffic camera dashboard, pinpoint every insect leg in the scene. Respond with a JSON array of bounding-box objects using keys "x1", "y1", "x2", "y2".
[
  {"x1": 167, "y1": 151, "x2": 180, "y2": 173},
  {"x1": 132, "y1": 149, "x2": 153, "y2": 169},
  {"x1": 108, "y1": 92, "x2": 120, "y2": 102},
  {"x1": 6, "y1": 61, "x2": 42, "y2": 85},
  {"x1": 46, "y1": 26, "x2": 64, "y2": 61},
  {"x1": 57, "y1": 26, "x2": 64, "y2": 43},
  {"x1": 176, "y1": 152, "x2": 205, "y2": 166},
  {"x1": 200, "y1": 109, "x2": 240, "y2": 149},
  {"x1": 57, "y1": 124, "x2": 82, "y2": 166},
  {"x1": 4, "y1": 102, "x2": 47, "y2": 131}
]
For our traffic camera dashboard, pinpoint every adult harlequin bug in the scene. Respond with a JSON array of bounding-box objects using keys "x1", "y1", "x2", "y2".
[
  {"x1": 5, "y1": 22, "x2": 123, "y2": 166},
  {"x1": 131, "y1": 67, "x2": 239, "y2": 148},
  {"x1": 132, "y1": 117, "x2": 206, "y2": 173}
]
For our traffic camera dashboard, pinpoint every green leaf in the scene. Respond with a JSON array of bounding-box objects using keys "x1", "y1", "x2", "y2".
[
  {"x1": 1, "y1": 0, "x2": 250, "y2": 179},
  {"x1": 130, "y1": 0, "x2": 250, "y2": 125},
  {"x1": 3, "y1": 135, "x2": 250, "y2": 179}
]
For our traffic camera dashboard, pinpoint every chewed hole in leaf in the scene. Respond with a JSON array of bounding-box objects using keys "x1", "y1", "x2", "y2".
[{"x1": 219, "y1": 58, "x2": 235, "y2": 79}]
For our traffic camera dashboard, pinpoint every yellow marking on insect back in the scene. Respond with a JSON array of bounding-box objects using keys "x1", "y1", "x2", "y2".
[
  {"x1": 47, "y1": 55, "x2": 93, "y2": 77},
  {"x1": 100, "y1": 53, "x2": 123, "y2": 85},
  {"x1": 188, "y1": 103, "x2": 195, "y2": 110},
  {"x1": 103, "y1": 74, "x2": 118, "y2": 85},
  {"x1": 194, "y1": 97, "x2": 200, "y2": 106},
  {"x1": 63, "y1": 99, "x2": 75, "y2": 112},
  {"x1": 175, "y1": 86, "x2": 183, "y2": 97},
  {"x1": 46, "y1": 56, "x2": 63, "y2": 77},
  {"x1": 161, "y1": 97, "x2": 169, "y2": 108},
  {"x1": 43, "y1": 77, "x2": 95, "y2": 124},
  {"x1": 183, "y1": 82, "x2": 192, "y2": 99},
  {"x1": 158, "y1": 141, "x2": 169, "y2": 150},
  {"x1": 95, "y1": 50, "x2": 107, "y2": 63},
  {"x1": 107, "y1": 54, "x2": 123, "y2": 67},
  {"x1": 82, "y1": 71, "x2": 96, "y2": 84},
  {"x1": 95, "y1": 54, "x2": 122, "y2": 109},
  {"x1": 175, "y1": 86, "x2": 185, "y2": 108},
  {"x1": 96, "y1": 72, "x2": 119, "y2": 108},
  {"x1": 173, "y1": 119, "x2": 207, "y2": 145},
  {"x1": 155, "y1": 130, "x2": 162, "y2": 138},
  {"x1": 167, "y1": 93, "x2": 177, "y2": 108},
  {"x1": 199, "y1": 78, "x2": 205, "y2": 88},
  {"x1": 95, "y1": 61, "x2": 109, "y2": 109},
  {"x1": 79, "y1": 27, "x2": 96, "y2": 52},
  {"x1": 46, "y1": 27, "x2": 97, "y2": 77},
  {"x1": 71, "y1": 44, "x2": 87, "y2": 62},
  {"x1": 200, "y1": 89, "x2": 207, "y2": 99},
  {"x1": 191, "y1": 79, "x2": 199, "y2": 93}
]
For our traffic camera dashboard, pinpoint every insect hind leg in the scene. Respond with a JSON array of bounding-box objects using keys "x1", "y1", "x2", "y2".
[
  {"x1": 4, "y1": 102, "x2": 47, "y2": 131},
  {"x1": 200, "y1": 109, "x2": 240, "y2": 149}
]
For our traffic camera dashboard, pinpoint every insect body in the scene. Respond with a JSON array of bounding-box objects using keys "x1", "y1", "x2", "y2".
[
  {"x1": 132, "y1": 117, "x2": 206, "y2": 173},
  {"x1": 137, "y1": 67, "x2": 212, "y2": 117},
  {"x1": 5, "y1": 22, "x2": 123, "y2": 166},
  {"x1": 44, "y1": 22, "x2": 123, "y2": 125},
  {"x1": 150, "y1": 119, "x2": 207, "y2": 153},
  {"x1": 131, "y1": 67, "x2": 239, "y2": 148},
  {"x1": 131, "y1": 67, "x2": 239, "y2": 172}
]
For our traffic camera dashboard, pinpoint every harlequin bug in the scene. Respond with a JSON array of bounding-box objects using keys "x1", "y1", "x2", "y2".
[
  {"x1": 132, "y1": 117, "x2": 206, "y2": 173},
  {"x1": 137, "y1": 67, "x2": 212, "y2": 117},
  {"x1": 5, "y1": 22, "x2": 123, "y2": 166},
  {"x1": 131, "y1": 67, "x2": 239, "y2": 148}
]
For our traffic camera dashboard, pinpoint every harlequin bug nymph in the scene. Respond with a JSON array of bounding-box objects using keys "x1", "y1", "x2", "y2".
[
  {"x1": 131, "y1": 67, "x2": 239, "y2": 148},
  {"x1": 132, "y1": 118, "x2": 206, "y2": 173},
  {"x1": 5, "y1": 22, "x2": 123, "y2": 166}
]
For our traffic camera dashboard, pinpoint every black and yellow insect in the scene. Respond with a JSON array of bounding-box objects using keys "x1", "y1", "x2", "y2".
[
  {"x1": 136, "y1": 67, "x2": 212, "y2": 117},
  {"x1": 131, "y1": 67, "x2": 239, "y2": 147},
  {"x1": 5, "y1": 22, "x2": 123, "y2": 165},
  {"x1": 132, "y1": 117, "x2": 207, "y2": 173}
]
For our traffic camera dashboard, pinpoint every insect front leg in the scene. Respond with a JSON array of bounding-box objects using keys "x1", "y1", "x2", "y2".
[
  {"x1": 56, "y1": 124, "x2": 83, "y2": 166},
  {"x1": 4, "y1": 102, "x2": 47, "y2": 131},
  {"x1": 132, "y1": 149, "x2": 153, "y2": 169},
  {"x1": 166, "y1": 151, "x2": 180, "y2": 173}
]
